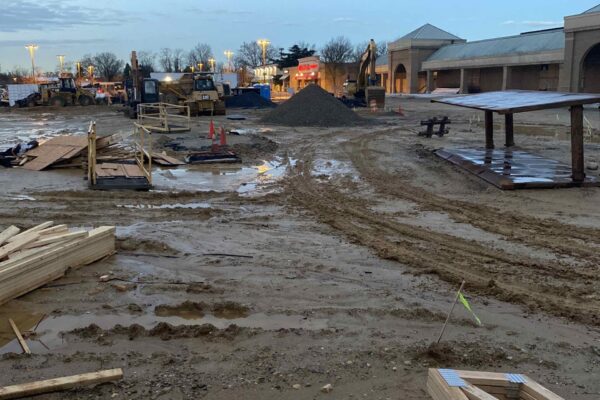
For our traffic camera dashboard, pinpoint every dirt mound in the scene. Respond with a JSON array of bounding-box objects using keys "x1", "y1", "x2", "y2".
[
  {"x1": 226, "y1": 92, "x2": 276, "y2": 109},
  {"x1": 260, "y1": 84, "x2": 366, "y2": 127}
]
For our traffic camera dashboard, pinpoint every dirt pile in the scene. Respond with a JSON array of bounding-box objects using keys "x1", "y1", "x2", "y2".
[
  {"x1": 260, "y1": 84, "x2": 366, "y2": 127},
  {"x1": 226, "y1": 92, "x2": 276, "y2": 109}
]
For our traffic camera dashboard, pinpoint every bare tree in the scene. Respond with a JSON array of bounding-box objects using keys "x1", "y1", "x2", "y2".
[
  {"x1": 188, "y1": 43, "x2": 213, "y2": 71},
  {"x1": 159, "y1": 48, "x2": 174, "y2": 72},
  {"x1": 137, "y1": 51, "x2": 156, "y2": 77},
  {"x1": 321, "y1": 36, "x2": 353, "y2": 93},
  {"x1": 172, "y1": 48, "x2": 185, "y2": 72},
  {"x1": 234, "y1": 41, "x2": 277, "y2": 68},
  {"x1": 93, "y1": 52, "x2": 124, "y2": 81}
]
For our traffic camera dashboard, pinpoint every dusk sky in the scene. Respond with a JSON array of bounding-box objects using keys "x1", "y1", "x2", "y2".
[{"x1": 1, "y1": 0, "x2": 599, "y2": 72}]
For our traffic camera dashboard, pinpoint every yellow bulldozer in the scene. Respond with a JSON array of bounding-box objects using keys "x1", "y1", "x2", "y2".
[
  {"x1": 159, "y1": 73, "x2": 226, "y2": 116},
  {"x1": 32, "y1": 74, "x2": 95, "y2": 107}
]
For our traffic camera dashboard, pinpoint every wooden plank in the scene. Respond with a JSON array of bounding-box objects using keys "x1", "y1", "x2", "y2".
[
  {"x1": 455, "y1": 371, "x2": 511, "y2": 388},
  {"x1": 23, "y1": 231, "x2": 88, "y2": 250},
  {"x1": 8, "y1": 318, "x2": 31, "y2": 355},
  {"x1": 430, "y1": 369, "x2": 470, "y2": 400},
  {"x1": 0, "y1": 233, "x2": 40, "y2": 260},
  {"x1": 521, "y1": 376, "x2": 565, "y2": 400},
  {"x1": 461, "y1": 384, "x2": 500, "y2": 400},
  {"x1": 23, "y1": 146, "x2": 74, "y2": 171},
  {"x1": 0, "y1": 368, "x2": 123, "y2": 399},
  {"x1": 0, "y1": 226, "x2": 20, "y2": 246},
  {"x1": 8, "y1": 222, "x2": 53, "y2": 243},
  {"x1": 38, "y1": 225, "x2": 68, "y2": 236}
]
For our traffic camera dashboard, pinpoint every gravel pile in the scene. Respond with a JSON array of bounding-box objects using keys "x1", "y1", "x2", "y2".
[
  {"x1": 225, "y1": 92, "x2": 276, "y2": 109},
  {"x1": 260, "y1": 84, "x2": 366, "y2": 127}
]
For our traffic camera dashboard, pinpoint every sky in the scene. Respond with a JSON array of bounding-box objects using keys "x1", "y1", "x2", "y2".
[{"x1": 1, "y1": 0, "x2": 599, "y2": 73}]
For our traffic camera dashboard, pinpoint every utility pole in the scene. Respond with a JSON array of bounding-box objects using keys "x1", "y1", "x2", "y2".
[{"x1": 25, "y1": 44, "x2": 38, "y2": 83}]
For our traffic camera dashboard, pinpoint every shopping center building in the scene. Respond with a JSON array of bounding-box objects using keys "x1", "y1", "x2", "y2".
[{"x1": 378, "y1": 4, "x2": 600, "y2": 94}]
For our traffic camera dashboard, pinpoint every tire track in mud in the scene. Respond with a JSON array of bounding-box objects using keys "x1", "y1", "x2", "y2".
[
  {"x1": 344, "y1": 132, "x2": 600, "y2": 264},
  {"x1": 285, "y1": 140, "x2": 600, "y2": 326}
]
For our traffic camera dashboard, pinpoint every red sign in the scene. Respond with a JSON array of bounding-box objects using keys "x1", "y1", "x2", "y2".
[{"x1": 298, "y1": 63, "x2": 318, "y2": 72}]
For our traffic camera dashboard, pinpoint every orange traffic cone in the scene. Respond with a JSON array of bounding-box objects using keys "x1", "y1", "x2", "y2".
[
  {"x1": 220, "y1": 127, "x2": 227, "y2": 146},
  {"x1": 208, "y1": 120, "x2": 215, "y2": 139}
]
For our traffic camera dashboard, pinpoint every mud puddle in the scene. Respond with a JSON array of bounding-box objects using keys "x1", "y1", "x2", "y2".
[
  {"x1": 0, "y1": 310, "x2": 328, "y2": 354},
  {"x1": 116, "y1": 202, "x2": 211, "y2": 210},
  {"x1": 311, "y1": 159, "x2": 358, "y2": 181},
  {"x1": 152, "y1": 157, "x2": 293, "y2": 194}
]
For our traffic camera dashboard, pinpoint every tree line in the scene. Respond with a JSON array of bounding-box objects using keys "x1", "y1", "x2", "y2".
[{"x1": 1, "y1": 37, "x2": 388, "y2": 83}]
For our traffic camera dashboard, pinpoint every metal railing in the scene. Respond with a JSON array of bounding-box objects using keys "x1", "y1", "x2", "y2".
[{"x1": 137, "y1": 102, "x2": 191, "y2": 133}]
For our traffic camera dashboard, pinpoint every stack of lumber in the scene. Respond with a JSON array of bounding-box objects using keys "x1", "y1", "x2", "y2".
[
  {"x1": 20, "y1": 134, "x2": 123, "y2": 170},
  {"x1": 0, "y1": 222, "x2": 115, "y2": 306},
  {"x1": 427, "y1": 369, "x2": 565, "y2": 400}
]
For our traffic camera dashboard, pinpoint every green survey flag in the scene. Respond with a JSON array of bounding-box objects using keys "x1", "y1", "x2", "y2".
[{"x1": 458, "y1": 291, "x2": 482, "y2": 326}]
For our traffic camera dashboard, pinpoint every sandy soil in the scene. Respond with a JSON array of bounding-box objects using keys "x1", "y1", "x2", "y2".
[{"x1": 0, "y1": 99, "x2": 599, "y2": 399}]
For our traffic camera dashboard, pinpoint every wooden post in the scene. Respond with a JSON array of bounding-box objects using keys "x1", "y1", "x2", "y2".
[
  {"x1": 436, "y1": 280, "x2": 466, "y2": 344},
  {"x1": 571, "y1": 105, "x2": 585, "y2": 182},
  {"x1": 485, "y1": 111, "x2": 494, "y2": 149},
  {"x1": 505, "y1": 113, "x2": 514, "y2": 147}
]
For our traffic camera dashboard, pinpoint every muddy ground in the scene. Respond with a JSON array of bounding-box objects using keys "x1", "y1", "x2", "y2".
[{"x1": 0, "y1": 99, "x2": 599, "y2": 399}]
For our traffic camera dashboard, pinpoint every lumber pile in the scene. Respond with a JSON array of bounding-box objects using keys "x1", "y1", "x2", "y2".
[
  {"x1": 19, "y1": 134, "x2": 129, "y2": 170},
  {"x1": 0, "y1": 222, "x2": 115, "y2": 306},
  {"x1": 427, "y1": 369, "x2": 565, "y2": 400},
  {"x1": 0, "y1": 368, "x2": 123, "y2": 399}
]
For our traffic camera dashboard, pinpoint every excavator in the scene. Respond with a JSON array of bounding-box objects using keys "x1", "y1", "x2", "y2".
[
  {"x1": 342, "y1": 39, "x2": 386, "y2": 108},
  {"x1": 124, "y1": 51, "x2": 160, "y2": 118}
]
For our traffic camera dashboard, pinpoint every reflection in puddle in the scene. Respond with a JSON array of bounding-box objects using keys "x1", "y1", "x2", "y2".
[
  {"x1": 0, "y1": 311, "x2": 328, "y2": 354},
  {"x1": 152, "y1": 157, "x2": 295, "y2": 195}
]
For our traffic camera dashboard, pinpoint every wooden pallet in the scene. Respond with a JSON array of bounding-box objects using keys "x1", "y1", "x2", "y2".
[
  {"x1": 427, "y1": 369, "x2": 565, "y2": 400},
  {"x1": 0, "y1": 222, "x2": 116, "y2": 306}
]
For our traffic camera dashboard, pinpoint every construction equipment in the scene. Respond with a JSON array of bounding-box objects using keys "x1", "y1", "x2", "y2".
[
  {"x1": 124, "y1": 51, "x2": 160, "y2": 118},
  {"x1": 342, "y1": 39, "x2": 386, "y2": 108},
  {"x1": 158, "y1": 72, "x2": 226, "y2": 116},
  {"x1": 19, "y1": 74, "x2": 95, "y2": 108}
]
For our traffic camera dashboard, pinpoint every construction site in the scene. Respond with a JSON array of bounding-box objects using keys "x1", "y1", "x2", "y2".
[{"x1": 1, "y1": 2, "x2": 600, "y2": 400}]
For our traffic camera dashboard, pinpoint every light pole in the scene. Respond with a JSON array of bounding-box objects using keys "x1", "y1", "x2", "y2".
[
  {"x1": 224, "y1": 50, "x2": 233, "y2": 72},
  {"x1": 87, "y1": 65, "x2": 94, "y2": 85},
  {"x1": 57, "y1": 54, "x2": 65, "y2": 74},
  {"x1": 76, "y1": 61, "x2": 82, "y2": 80},
  {"x1": 257, "y1": 39, "x2": 270, "y2": 66},
  {"x1": 208, "y1": 58, "x2": 216, "y2": 72},
  {"x1": 25, "y1": 44, "x2": 38, "y2": 83}
]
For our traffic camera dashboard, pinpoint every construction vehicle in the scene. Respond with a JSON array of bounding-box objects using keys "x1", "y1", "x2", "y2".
[
  {"x1": 342, "y1": 39, "x2": 386, "y2": 108},
  {"x1": 19, "y1": 74, "x2": 95, "y2": 107},
  {"x1": 124, "y1": 51, "x2": 160, "y2": 118},
  {"x1": 158, "y1": 72, "x2": 226, "y2": 116}
]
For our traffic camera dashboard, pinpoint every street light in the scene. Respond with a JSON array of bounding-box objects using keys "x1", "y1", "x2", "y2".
[
  {"x1": 199, "y1": 63, "x2": 204, "y2": 71},
  {"x1": 87, "y1": 65, "x2": 94, "y2": 85},
  {"x1": 224, "y1": 50, "x2": 233, "y2": 72},
  {"x1": 76, "y1": 61, "x2": 82, "y2": 79},
  {"x1": 25, "y1": 44, "x2": 38, "y2": 83},
  {"x1": 208, "y1": 58, "x2": 216, "y2": 72},
  {"x1": 257, "y1": 39, "x2": 270, "y2": 66},
  {"x1": 57, "y1": 54, "x2": 65, "y2": 74}
]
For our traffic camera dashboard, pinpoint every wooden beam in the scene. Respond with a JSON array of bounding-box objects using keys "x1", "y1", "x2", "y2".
[
  {"x1": 462, "y1": 384, "x2": 500, "y2": 400},
  {"x1": 7, "y1": 222, "x2": 53, "y2": 244},
  {"x1": 8, "y1": 318, "x2": 31, "y2": 355},
  {"x1": 485, "y1": 111, "x2": 494, "y2": 149},
  {"x1": 570, "y1": 105, "x2": 585, "y2": 182},
  {"x1": 0, "y1": 227, "x2": 20, "y2": 247},
  {"x1": 521, "y1": 376, "x2": 565, "y2": 400},
  {"x1": 0, "y1": 233, "x2": 41, "y2": 260},
  {"x1": 0, "y1": 368, "x2": 123, "y2": 399},
  {"x1": 23, "y1": 231, "x2": 88, "y2": 250},
  {"x1": 504, "y1": 114, "x2": 514, "y2": 147}
]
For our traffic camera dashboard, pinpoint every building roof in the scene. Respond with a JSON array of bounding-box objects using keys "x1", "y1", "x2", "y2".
[
  {"x1": 583, "y1": 4, "x2": 600, "y2": 14},
  {"x1": 399, "y1": 23, "x2": 463, "y2": 41},
  {"x1": 426, "y1": 28, "x2": 564, "y2": 62},
  {"x1": 376, "y1": 54, "x2": 387, "y2": 66}
]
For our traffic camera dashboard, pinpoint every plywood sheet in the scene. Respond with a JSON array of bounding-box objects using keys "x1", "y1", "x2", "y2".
[{"x1": 23, "y1": 146, "x2": 75, "y2": 171}]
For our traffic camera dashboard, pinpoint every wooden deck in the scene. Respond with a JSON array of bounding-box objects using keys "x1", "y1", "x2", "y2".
[{"x1": 436, "y1": 147, "x2": 599, "y2": 190}]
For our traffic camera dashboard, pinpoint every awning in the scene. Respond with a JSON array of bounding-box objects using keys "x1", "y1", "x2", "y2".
[{"x1": 280, "y1": 74, "x2": 290, "y2": 81}]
